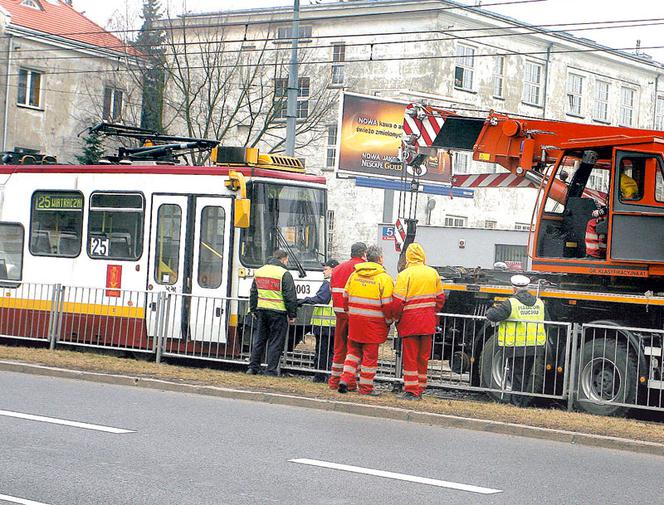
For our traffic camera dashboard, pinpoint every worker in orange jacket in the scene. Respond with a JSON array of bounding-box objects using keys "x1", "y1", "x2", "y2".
[
  {"x1": 338, "y1": 245, "x2": 394, "y2": 396},
  {"x1": 390, "y1": 243, "x2": 445, "y2": 400},
  {"x1": 327, "y1": 242, "x2": 367, "y2": 390}
]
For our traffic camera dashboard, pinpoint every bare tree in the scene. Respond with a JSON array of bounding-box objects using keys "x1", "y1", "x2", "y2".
[{"x1": 158, "y1": 11, "x2": 339, "y2": 164}]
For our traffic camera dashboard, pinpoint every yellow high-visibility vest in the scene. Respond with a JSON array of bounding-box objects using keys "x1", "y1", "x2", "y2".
[
  {"x1": 255, "y1": 263, "x2": 287, "y2": 312},
  {"x1": 498, "y1": 298, "x2": 546, "y2": 347},
  {"x1": 311, "y1": 300, "x2": 335, "y2": 327}
]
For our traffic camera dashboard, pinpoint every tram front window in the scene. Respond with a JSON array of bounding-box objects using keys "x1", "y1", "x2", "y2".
[{"x1": 240, "y1": 182, "x2": 326, "y2": 270}]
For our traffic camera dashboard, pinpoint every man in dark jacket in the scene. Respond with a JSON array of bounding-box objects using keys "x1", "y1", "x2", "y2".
[
  {"x1": 299, "y1": 259, "x2": 339, "y2": 382},
  {"x1": 247, "y1": 249, "x2": 298, "y2": 376},
  {"x1": 486, "y1": 275, "x2": 547, "y2": 407}
]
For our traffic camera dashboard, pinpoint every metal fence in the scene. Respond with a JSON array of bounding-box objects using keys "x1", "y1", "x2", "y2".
[
  {"x1": 3, "y1": 281, "x2": 664, "y2": 416},
  {"x1": 429, "y1": 314, "x2": 573, "y2": 405}
]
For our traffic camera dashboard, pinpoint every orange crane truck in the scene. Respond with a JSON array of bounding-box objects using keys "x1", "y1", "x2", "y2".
[{"x1": 400, "y1": 104, "x2": 664, "y2": 415}]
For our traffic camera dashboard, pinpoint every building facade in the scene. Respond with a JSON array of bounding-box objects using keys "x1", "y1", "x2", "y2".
[
  {"x1": 175, "y1": 0, "x2": 664, "y2": 259},
  {"x1": 0, "y1": 0, "x2": 141, "y2": 164}
]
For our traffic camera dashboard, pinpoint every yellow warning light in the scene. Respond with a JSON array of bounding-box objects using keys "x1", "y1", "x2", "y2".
[
  {"x1": 568, "y1": 300, "x2": 577, "y2": 305},
  {"x1": 143, "y1": 139, "x2": 154, "y2": 147},
  {"x1": 546, "y1": 364, "x2": 553, "y2": 371},
  {"x1": 469, "y1": 357, "x2": 475, "y2": 364},
  {"x1": 557, "y1": 366, "x2": 564, "y2": 373},
  {"x1": 640, "y1": 376, "x2": 647, "y2": 384}
]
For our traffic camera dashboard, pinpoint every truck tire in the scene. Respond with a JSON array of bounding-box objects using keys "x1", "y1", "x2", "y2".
[
  {"x1": 479, "y1": 335, "x2": 545, "y2": 407},
  {"x1": 575, "y1": 337, "x2": 637, "y2": 417}
]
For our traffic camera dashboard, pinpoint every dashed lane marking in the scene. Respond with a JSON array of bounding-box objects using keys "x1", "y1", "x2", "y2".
[
  {"x1": 0, "y1": 409, "x2": 135, "y2": 434},
  {"x1": 289, "y1": 458, "x2": 502, "y2": 495}
]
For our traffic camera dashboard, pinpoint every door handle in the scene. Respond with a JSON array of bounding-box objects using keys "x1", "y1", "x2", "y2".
[{"x1": 215, "y1": 307, "x2": 223, "y2": 317}]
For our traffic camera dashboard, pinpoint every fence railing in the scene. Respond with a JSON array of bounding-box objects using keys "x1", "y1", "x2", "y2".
[{"x1": 2, "y1": 281, "x2": 663, "y2": 416}]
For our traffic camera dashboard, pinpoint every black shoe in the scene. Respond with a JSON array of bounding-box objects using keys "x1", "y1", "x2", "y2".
[
  {"x1": 360, "y1": 390, "x2": 381, "y2": 397},
  {"x1": 246, "y1": 368, "x2": 258, "y2": 375},
  {"x1": 400, "y1": 392, "x2": 421, "y2": 401},
  {"x1": 338, "y1": 382, "x2": 348, "y2": 394}
]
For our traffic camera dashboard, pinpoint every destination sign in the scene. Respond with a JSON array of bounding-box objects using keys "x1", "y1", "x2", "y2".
[{"x1": 35, "y1": 193, "x2": 83, "y2": 211}]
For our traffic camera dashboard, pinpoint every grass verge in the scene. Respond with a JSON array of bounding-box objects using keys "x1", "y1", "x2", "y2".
[{"x1": 0, "y1": 343, "x2": 662, "y2": 444}]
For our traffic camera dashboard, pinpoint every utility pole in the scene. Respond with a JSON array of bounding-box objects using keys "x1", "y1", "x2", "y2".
[{"x1": 285, "y1": 0, "x2": 300, "y2": 156}]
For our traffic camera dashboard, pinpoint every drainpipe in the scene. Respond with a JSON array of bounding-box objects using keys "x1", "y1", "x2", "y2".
[
  {"x1": 2, "y1": 35, "x2": 12, "y2": 152},
  {"x1": 541, "y1": 43, "x2": 553, "y2": 118},
  {"x1": 653, "y1": 73, "x2": 661, "y2": 129}
]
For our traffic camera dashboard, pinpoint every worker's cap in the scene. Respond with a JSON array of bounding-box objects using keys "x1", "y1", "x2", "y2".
[
  {"x1": 322, "y1": 259, "x2": 339, "y2": 268},
  {"x1": 510, "y1": 274, "x2": 531, "y2": 287}
]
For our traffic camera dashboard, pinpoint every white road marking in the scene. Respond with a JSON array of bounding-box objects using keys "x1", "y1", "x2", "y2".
[
  {"x1": 0, "y1": 409, "x2": 135, "y2": 434},
  {"x1": 0, "y1": 493, "x2": 52, "y2": 505},
  {"x1": 289, "y1": 459, "x2": 502, "y2": 495}
]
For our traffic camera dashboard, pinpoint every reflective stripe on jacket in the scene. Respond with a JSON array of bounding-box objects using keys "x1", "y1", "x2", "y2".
[
  {"x1": 330, "y1": 257, "x2": 364, "y2": 313},
  {"x1": 498, "y1": 297, "x2": 546, "y2": 347},
  {"x1": 390, "y1": 243, "x2": 445, "y2": 337},
  {"x1": 254, "y1": 263, "x2": 287, "y2": 312},
  {"x1": 311, "y1": 302, "x2": 335, "y2": 327},
  {"x1": 344, "y1": 262, "x2": 394, "y2": 344},
  {"x1": 585, "y1": 217, "x2": 607, "y2": 258}
]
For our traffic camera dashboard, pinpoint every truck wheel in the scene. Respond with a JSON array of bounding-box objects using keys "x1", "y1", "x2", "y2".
[
  {"x1": 479, "y1": 335, "x2": 545, "y2": 407},
  {"x1": 576, "y1": 338, "x2": 637, "y2": 417}
]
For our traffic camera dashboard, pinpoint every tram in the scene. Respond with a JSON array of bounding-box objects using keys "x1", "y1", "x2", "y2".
[{"x1": 0, "y1": 127, "x2": 327, "y2": 353}]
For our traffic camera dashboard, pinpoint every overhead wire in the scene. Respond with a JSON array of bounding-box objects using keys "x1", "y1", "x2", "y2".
[
  {"x1": 6, "y1": 42, "x2": 663, "y2": 80},
  {"x1": 0, "y1": 0, "x2": 550, "y2": 41},
  {"x1": 3, "y1": 16, "x2": 664, "y2": 65}
]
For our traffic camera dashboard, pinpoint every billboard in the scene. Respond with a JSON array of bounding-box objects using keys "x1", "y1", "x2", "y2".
[{"x1": 336, "y1": 92, "x2": 452, "y2": 185}]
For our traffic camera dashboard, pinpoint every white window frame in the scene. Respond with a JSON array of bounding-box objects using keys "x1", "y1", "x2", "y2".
[
  {"x1": 566, "y1": 73, "x2": 584, "y2": 116},
  {"x1": 656, "y1": 95, "x2": 664, "y2": 130},
  {"x1": 445, "y1": 215, "x2": 467, "y2": 228},
  {"x1": 331, "y1": 43, "x2": 345, "y2": 87},
  {"x1": 619, "y1": 86, "x2": 636, "y2": 126},
  {"x1": 454, "y1": 44, "x2": 475, "y2": 91},
  {"x1": 326, "y1": 209, "x2": 335, "y2": 249},
  {"x1": 17, "y1": 68, "x2": 42, "y2": 108},
  {"x1": 522, "y1": 60, "x2": 544, "y2": 107},
  {"x1": 453, "y1": 152, "x2": 470, "y2": 175},
  {"x1": 275, "y1": 25, "x2": 313, "y2": 43},
  {"x1": 325, "y1": 125, "x2": 337, "y2": 170},
  {"x1": 593, "y1": 80, "x2": 610, "y2": 123},
  {"x1": 20, "y1": 0, "x2": 41, "y2": 9},
  {"x1": 273, "y1": 77, "x2": 310, "y2": 120},
  {"x1": 493, "y1": 56, "x2": 505, "y2": 98},
  {"x1": 103, "y1": 86, "x2": 124, "y2": 122},
  {"x1": 514, "y1": 222, "x2": 533, "y2": 231}
]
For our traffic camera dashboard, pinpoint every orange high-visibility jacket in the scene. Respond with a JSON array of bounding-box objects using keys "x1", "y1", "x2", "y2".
[
  {"x1": 390, "y1": 243, "x2": 445, "y2": 337},
  {"x1": 343, "y1": 262, "x2": 394, "y2": 344}
]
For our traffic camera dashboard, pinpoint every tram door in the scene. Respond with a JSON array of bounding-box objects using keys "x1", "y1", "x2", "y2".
[{"x1": 147, "y1": 195, "x2": 232, "y2": 343}]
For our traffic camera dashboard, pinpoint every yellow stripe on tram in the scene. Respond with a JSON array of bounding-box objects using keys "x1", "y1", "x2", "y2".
[{"x1": 0, "y1": 297, "x2": 145, "y2": 318}]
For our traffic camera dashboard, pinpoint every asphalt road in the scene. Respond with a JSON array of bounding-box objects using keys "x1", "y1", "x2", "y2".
[{"x1": 0, "y1": 371, "x2": 662, "y2": 505}]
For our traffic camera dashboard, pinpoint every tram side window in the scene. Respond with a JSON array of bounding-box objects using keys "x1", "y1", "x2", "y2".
[
  {"x1": 30, "y1": 191, "x2": 83, "y2": 257},
  {"x1": 198, "y1": 206, "x2": 225, "y2": 289},
  {"x1": 0, "y1": 223, "x2": 24, "y2": 281},
  {"x1": 88, "y1": 192, "x2": 144, "y2": 260},
  {"x1": 154, "y1": 204, "x2": 181, "y2": 285}
]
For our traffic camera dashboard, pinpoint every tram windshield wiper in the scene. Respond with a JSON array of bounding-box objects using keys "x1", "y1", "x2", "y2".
[{"x1": 273, "y1": 226, "x2": 306, "y2": 279}]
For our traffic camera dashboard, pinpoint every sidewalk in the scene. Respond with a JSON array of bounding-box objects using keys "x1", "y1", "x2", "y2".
[{"x1": 1, "y1": 344, "x2": 663, "y2": 456}]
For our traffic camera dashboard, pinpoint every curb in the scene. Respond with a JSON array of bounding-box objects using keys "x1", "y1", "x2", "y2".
[{"x1": 2, "y1": 359, "x2": 664, "y2": 457}]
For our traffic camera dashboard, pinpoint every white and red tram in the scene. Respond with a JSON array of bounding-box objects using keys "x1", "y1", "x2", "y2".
[{"x1": 0, "y1": 147, "x2": 328, "y2": 353}]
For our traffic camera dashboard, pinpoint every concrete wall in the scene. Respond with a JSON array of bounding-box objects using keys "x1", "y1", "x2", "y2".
[{"x1": 376, "y1": 223, "x2": 529, "y2": 277}]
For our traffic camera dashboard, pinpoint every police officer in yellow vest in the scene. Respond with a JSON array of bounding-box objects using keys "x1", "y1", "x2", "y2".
[
  {"x1": 486, "y1": 274, "x2": 547, "y2": 407},
  {"x1": 247, "y1": 249, "x2": 298, "y2": 376},
  {"x1": 298, "y1": 259, "x2": 339, "y2": 383}
]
